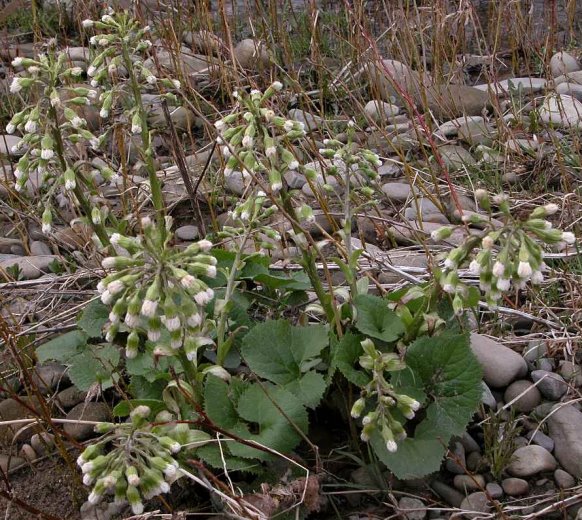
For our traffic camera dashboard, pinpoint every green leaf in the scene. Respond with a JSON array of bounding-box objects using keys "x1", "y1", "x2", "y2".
[
  {"x1": 78, "y1": 299, "x2": 109, "y2": 338},
  {"x1": 241, "y1": 320, "x2": 328, "y2": 385},
  {"x1": 67, "y1": 344, "x2": 120, "y2": 391},
  {"x1": 129, "y1": 376, "x2": 168, "y2": 400},
  {"x1": 373, "y1": 332, "x2": 482, "y2": 479},
  {"x1": 283, "y1": 371, "x2": 327, "y2": 409},
  {"x1": 252, "y1": 271, "x2": 311, "y2": 291},
  {"x1": 36, "y1": 330, "x2": 88, "y2": 363},
  {"x1": 204, "y1": 375, "x2": 241, "y2": 429},
  {"x1": 330, "y1": 333, "x2": 370, "y2": 386},
  {"x1": 354, "y1": 295, "x2": 404, "y2": 343},
  {"x1": 196, "y1": 444, "x2": 262, "y2": 474},
  {"x1": 231, "y1": 383, "x2": 308, "y2": 460},
  {"x1": 113, "y1": 399, "x2": 166, "y2": 417}
]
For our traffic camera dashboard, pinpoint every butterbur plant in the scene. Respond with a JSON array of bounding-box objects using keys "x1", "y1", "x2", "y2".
[
  {"x1": 434, "y1": 192, "x2": 577, "y2": 310},
  {"x1": 79, "y1": 405, "x2": 209, "y2": 514},
  {"x1": 99, "y1": 216, "x2": 216, "y2": 368},
  {"x1": 7, "y1": 49, "x2": 109, "y2": 244}
]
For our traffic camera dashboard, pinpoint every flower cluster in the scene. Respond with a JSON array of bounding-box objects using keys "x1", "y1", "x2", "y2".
[
  {"x1": 215, "y1": 83, "x2": 307, "y2": 193},
  {"x1": 78, "y1": 406, "x2": 208, "y2": 514},
  {"x1": 433, "y1": 193, "x2": 576, "y2": 308},
  {"x1": 7, "y1": 52, "x2": 103, "y2": 232},
  {"x1": 83, "y1": 13, "x2": 179, "y2": 124},
  {"x1": 316, "y1": 133, "x2": 382, "y2": 194},
  {"x1": 350, "y1": 338, "x2": 419, "y2": 453},
  {"x1": 99, "y1": 216, "x2": 216, "y2": 360}
]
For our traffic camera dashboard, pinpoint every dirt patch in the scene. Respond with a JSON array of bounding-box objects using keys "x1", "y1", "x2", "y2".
[{"x1": 0, "y1": 457, "x2": 84, "y2": 520}]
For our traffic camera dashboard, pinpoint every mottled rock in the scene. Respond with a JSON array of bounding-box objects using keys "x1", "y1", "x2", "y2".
[
  {"x1": 453, "y1": 474, "x2": 486, "y2": 492},
  {"x1": 423, "y1": 84, "x2": 491, "y2": 119},
  {"x1": 288, "y1": 109, "x2": 324, "y2": 131},
  {"x1": 538, "y1": 95, "x2": 582, "y2": 128},
  {"x1": 0, "y1": 454, "x2": 25, "y2": 473},
  {"x1": 0, "y1": 135, "x2": 25, "y2": 157},
  {"x1": 558, "y1": 361, "x2": 582, "y2": 387},
  {"x1": 531, "y1": 370, "x2": 568, "y2": 400},
  {"x1": 233, "y1": 39, "x2": 270, "y2": 70},
  {"x1": 548, "y1": 405, "x2": 582, "y2": 477},
  {"x1": 224, "y1": 170, "x2": 250, "y2": 195},
  {"x1": 0, "y1": 255, "x2": 59, "y2": 280},
  {"x1": 507, "y1": 445, "x2": 557, "y2": 477},
  {"x1": 29, "y1": 241, "x2": 51, "y2": 256},
  {"x1": 398, "y1": 497, "x2": 427, "y2": 520},
  {"x1": 460, "y1": 492, "x2": 491, "y2": 518},
  {"x1": 526, "y1": 430, "x2": 555, "y2": 453},
  {"x1": 554, "y1": 468, "x2": 575, "y2": 489},
  {"x1": 431, "y1": 480, "x2": 464, "y2": 508},
  {"x1": 175, "y1": 225, "x2": 199, "y2": 241},
  {"x1": 0, "y1": 397, "x2": 43, "y2": 444},
  {"x1": 504, "y1": 380, "x2": 542, "y2": 412},
  {"x1": 502, "y1": 477, "x2": 529, "y2": 496},
  {"x1": 364, "y1": 100, "x2": 400, "y2": 123},
  {"x1": 56, "y1": 386, "x2": 87, "y2": 409},
  {"x1": 485, "y1": 482, "x2": 503, "y2": 499},
  {"x1": 446, "y1": 441, "x2": 466, "y2": 475},
  {"x1": 556, "y1": 82, "x2": 582, "y2": 102},
  {"x1": 437, "y1": 144, "x2": 477, "y2": 170},
  {"x1": 64, "y1": 402, "x2": 110, "y2": 441},
  {"x1": 30, "y1": 432, "x2": 55, "y2": 456},
  {"x1": 32, "y1": 363, "x2": 68, "y2": 393},
  {"x1": 550, "y1": 51, "x2": 580, "y2": 78},
  {"x1": 381, "y1": 182, "x2": 412, "y2": 203},
  {"x1": 470, "y1": 334, "x2": 528, "y2": 388}
]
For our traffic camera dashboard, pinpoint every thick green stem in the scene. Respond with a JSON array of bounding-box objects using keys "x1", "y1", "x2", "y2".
[
  {"x1": 279, "y1": 188, "x2": 337, "y2": 326},
  {"x1": 216, "y1": 233, "x2": 249, "y2": 366},
  {"x1": 48, "y1": 106, "x2": 110, "y2": 246},
  {"x1": 121, "y1": 45, "x2": 166, "y2": 238}
]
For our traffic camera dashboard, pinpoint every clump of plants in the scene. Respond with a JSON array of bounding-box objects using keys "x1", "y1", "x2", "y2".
[{"x1": 12, "y1": 11, "x2": 576, "y2": 515}]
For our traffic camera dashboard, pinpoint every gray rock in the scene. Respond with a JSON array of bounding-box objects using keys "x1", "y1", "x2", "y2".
[
  {"x1": 19, "y1": 443, "x2": 37, "y2": 461},
  {"x1": 526, "y1": 430, "x2": 555, "y2": 452},
  {"x1": 453, "y1": 474, "x2": 485, "y2": 492},
  {"x1": 550, "y1": 52, "x2": 580, "y2": 78},
  {"x1": 470, "y1": 334, "x2": 528, "y2": 388},
  {"x1": 0, "y1": 255, "x2": 59, "y2": 280},
  {"x1": 0, "y1": 135, "x2": 25, "y2": 157},
  {"x1": 538, "y1": 95, "x2": 582, "y2": 128},
  {"x1": 284, "y1": 170, "x2": 307, "y2": 189},
  {"x1": 29, "y1": 241, "x2": 51, "y2": 256},
  {"x1": 367, "y1": 59, "x2": 427, "y2": 106},
  {"x1": 233, "y1": 39, "x2": 270, "y2": 70},
  {"x1": 505, "y1": 138, "x2": 539, "y2": 154},
  {"x1": 485, "y1": 482, "x2": 503, "y2": 499},
  {"x1": 554, "y1": 468, "x2": 575, "y2": 489},
  {"x1": 64, "y1": 402, "x2": 110, "y2": 441},
  {"x1": 364, "y1": 100, "x2": 400, "y2": 123},
  {"x1": 446, "y1": 441, "x2": 466, "y2": 474},
  {"x1": 481, "y1": 382, "x2": 497, "y2": 409},
  {"x1": 224, "y1": 170, "x2": 250, "y2": 196},
  {"x1": 548, "y1": 404, "x2": 582, "y2": 477},
  {"x1": 431, "y1": 480, "x2": 464, "y2": 508},
  {"x1": 460, "y1": 432, "x2": 480, "y2": 454},
  {"x1": 466, "y1": 452, "x2": 482, "y2": 472},
  {"x1": 0, "y1": 454, "x2": 25, "y2": 473},
  {"x1": 507, "y1": 445, "x2": 558, "y2": 477},
  {"x1": 288, "y1": 109, "x2": 324, "y2": 131},
  {"x1": 404, "y1": 197, "x2": 442, "y2": 220},
  {"x1": 56, "y1": 386, "x2": 87, "y2": 409},
  {"x1": 531, "y1": 370, "x2": 568, "y2": 401},
  {"x1": 502, "y1": 477, "x2": 529, "y2": 496},
  {"x1": 398, "y1": 497, "x2": 426, "y2": 520},
  {"x1": 436, "y1": 116, "x2": 494, "y2": 146},
  {"x1": 504, "y1": 380, "x2": 542, "y2": 412},
  {"x1": 30, "y1": 432, "x2": 55, "y2": 456},
  {"x1": 558, "y1": 361, "x2": 582, "y2": 387},
  {"x1": 437, "y1": 144, "x2": 477, "y2": 170},
  {"x1": 32, "y1": 363, "x2": 69, "y2": 393},
  {"x1": 473, "y1": 77, "x2": 547, "y2": 94},
  {"x1": 556, "y1": 82, "x2": 582, "y2": 102},
  {"x1": 460, "y1": 492, "x2": 491, "y2": 518},
  {"x1": 0, "y1": 397, "x2": 42, "y2": 444},
  {"x1": 377, "y1": 161, "x2": 402, "y2": 178},
  {"x1": 175, "y1": 225, "x2": 199, "y2": 241},
  {"x1": 381, "y1": 182, "x2": 412, "y2": 203},
  {"x1": 423, "y1": 84, "x2": 491, "y2": 119}
]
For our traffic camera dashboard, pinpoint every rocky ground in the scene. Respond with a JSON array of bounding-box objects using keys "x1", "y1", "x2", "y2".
[{"x1": 0, "y1": 2, "x2": 581, "y2": 519}]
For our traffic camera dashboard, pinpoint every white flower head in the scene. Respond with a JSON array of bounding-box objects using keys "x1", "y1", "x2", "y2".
[
  {"x1": 187, "y1": 313, "x2": 202, "y2": 327},
  {"x1": 492, "y1": 261, "x2": 505, "y2": 278},
  {"x1": 531, "y1": 270, "x2": 544, "y2": 285},
  {"x1": 24, "y1": 120, "x2": 37, "y2": 133},
  {"x1": 543, "y1": 203, "x2": 559, "y2": 215},
  {"x1": 194, "y1": 290, "x2": 211, "y2": 306},
  {"x1": 107, "y1": 279, "x2": 125, "y2": 295},
  {"x1": 71, "y1": 116, "x2": 84, "y2": 129},
  {"x1": 131, "y1": 123, "x2": 141, "y2": 134},
  {"x1": 288, "y1": 160, "x2": 299, "y2": 170},
  {"x1": 443, "y1": 258, "x2": 456, "y2": 270},
  {"x1": 99, "y1": 108, "x2": 109, "y2": 118},
  {"x1": 141, "y1": 299, "x2": 158, "y2": 317},
  {"x1": 517, "y1": 261, "x2": 533, "y2": 278},
  {"x1": 164, "y1": 316, "x2": 181, "y2": 332},
  {"x1": 98, "y1": 38, "x2": 109, "y2": 47},
  {"x1": 242, "y1": 135, "x2": 254, "y2": 148},
  {"x1": 64, "y1": 178, "x2": 76, "y2": 190},
  {"x1": 468, "y1": 260, "x2": 482, "y2": 275},
  {"x1": 198, "y1": 239, "x2": 213, "y2": 251},
  {"x1": 284, "y1": 120, "x2": 295, "y2": 132},
  {"x1": 482, "y1": 235, "x2": 495, "y2": 249},
  {"x1": 148, "y1": 330, "x2": 161, "y2": 342},
  {"x1": 172, "y1": 79, "x2": 181, "y2": 89},
  {"x1": 496, "y1": 278, "x2": 511, "y2": 291},
  {"x1": 70, "y1": 66, "x2": 83, "y2": 76},
  {"x1": 42, "y1": 223, "x2": 52, "y2": 234},
  {"x1": 146, "y1": 75, "x2": 157, "y2": 85},
  {"x1": 101, "y1": 14, "x2": 114, "y2": 23},
  {"x1": 562, "y1": 231, "x2": 576, "y2": 245},
  {"x1": 6, "y1": 123, "x2": 15, "y2": 134},
  {"x1": 81, "y1": 19, "x2": 94, "y2": 28},
  {"x1": 265, "y1": 146, "x2": 277, "y2": 158},
  {"x1": 9, "y1": 77, "x2": 23, "y2": 93},
  {"x1": 11, "y1": 57, "x2": 23, "y2": 67},
  {"x1": 125, "y1": 313, "x2": 140, "y2": 328},
  {"x1": 41, "y1": 148, "x2": 54, "y2": 160},
  {"x1": 87, "y1": 65, "x2": 97, "y2": 76}
]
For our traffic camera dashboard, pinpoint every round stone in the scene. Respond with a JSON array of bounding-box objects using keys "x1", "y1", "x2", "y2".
[
  {"x1": 554, "y1": 469, "x2": 575, "y2": 489},
  {"x1": 175, "y1": 225, "x2": 200, "y2": 241},
  {"x1": 453, "y1": 474, "x2": 486, "y2": 492},
  {"x1": 531, "y1": 370, "x2": 568, "y2": 401},
  {"x1": 507, "y1": 445, "x2": 558, "y2": 477},
  {"x1": 398, "y1": 497, "x2": 426, "y2": 520},
  {"x1": 502, "y1": 477, "x2": 529, "y2": 496},
  {"x1": 504, "y1": 380, "x2": 542, "y2": 412},
  {"x1": 460, "y1": 492, "x2": 491, "y2": 518}
]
